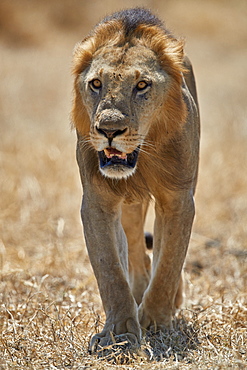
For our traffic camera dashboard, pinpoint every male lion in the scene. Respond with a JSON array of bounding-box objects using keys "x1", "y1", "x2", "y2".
[{"x1": 72, "y1": 8, "x2": 200, "y2": 354}]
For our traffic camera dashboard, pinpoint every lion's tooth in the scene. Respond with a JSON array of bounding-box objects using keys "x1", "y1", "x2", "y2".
[
  {"x1": 104, "y1": 149, "x2": 110, "y2": 158},
  {"x1": 103, "y1": 148, "x2": 127, "y2": 159}
]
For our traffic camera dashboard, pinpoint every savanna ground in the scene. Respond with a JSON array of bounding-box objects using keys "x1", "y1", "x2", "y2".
[{"x1": 0, "y1": 0, "x2": 246, "y2": 368}]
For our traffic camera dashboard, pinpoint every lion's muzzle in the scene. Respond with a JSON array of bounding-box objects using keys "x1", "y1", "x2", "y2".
[{"x1": 94, "y1": 119, "x2": 141, "y2": 179}]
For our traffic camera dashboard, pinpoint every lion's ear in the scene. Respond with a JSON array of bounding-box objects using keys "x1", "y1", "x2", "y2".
[
  {"x1": 72, "y1": 39, "x2": 94, "y2": 75},
  {"x1": 165, "y1": 37, "x2": 185, "y2": 66},
  {"x1": 73, "y1": 20, "x2": 124, "y2": 76}
]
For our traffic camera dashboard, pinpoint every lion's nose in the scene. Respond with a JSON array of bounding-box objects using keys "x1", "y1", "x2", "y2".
[{"x1": 96, "y1": 127, "x2": 127, "y2": 139}]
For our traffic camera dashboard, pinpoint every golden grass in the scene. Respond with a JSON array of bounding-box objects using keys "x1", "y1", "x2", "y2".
[{"x1": 0, "y1": 0, "x2": 247, "y2": 368}]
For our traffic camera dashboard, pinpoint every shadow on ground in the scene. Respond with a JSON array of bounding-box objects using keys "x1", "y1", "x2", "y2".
[
  {"x1": 142, "y1": 316, "x2": 199, "y2": 363},
  {"x1": 92, "y1": 316, "x2": 200, "y2": 365}
]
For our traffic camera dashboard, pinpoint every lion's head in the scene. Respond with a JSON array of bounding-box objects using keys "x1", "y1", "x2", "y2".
[{"x1": 72, "y1": 8, "x2": 187, "y2": 180}]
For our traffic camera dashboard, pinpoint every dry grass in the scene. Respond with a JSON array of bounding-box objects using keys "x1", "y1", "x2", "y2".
[{"x1": 0, "y1": 0, "x2": 246, "y2": 368}]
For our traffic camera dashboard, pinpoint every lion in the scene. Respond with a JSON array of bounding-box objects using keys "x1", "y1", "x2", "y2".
[{"x1": 72, "y1": 8, "x2": 200, "y2": 354}]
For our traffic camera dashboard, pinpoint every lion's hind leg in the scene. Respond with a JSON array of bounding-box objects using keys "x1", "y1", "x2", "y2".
[
  {"x1": 174, "y1": 274, "x2": 184, "y2": 310},
  {"x1": 122, "y1": 200, "x2": 151, "y2": 305}
]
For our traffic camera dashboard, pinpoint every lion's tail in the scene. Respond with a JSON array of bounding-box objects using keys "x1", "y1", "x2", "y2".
[{"x1": 145, "y1": 232, "x2": 153, "y2": 250}]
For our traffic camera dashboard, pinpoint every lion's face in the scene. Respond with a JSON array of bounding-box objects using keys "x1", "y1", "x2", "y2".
[{"x1": 78, "y1": 45, "x2": 168, "y2": 179}]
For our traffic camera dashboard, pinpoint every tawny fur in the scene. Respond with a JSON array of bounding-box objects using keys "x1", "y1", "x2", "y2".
[{"x1": 72, "y1": 8, "x2": 200, "y2": 354}]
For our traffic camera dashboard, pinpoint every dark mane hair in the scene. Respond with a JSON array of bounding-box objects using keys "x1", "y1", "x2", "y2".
[{"x1": 99, "y1": 8, "x2": 166, "y2": 36}]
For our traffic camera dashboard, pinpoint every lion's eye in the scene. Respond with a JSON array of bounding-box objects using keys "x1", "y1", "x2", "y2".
[
  {"x1": 90, "y1": 79, "x2": 102, "y2": 90},
  {"x1": 136, "y1": 81, "x2": 148, "y2": 91}
]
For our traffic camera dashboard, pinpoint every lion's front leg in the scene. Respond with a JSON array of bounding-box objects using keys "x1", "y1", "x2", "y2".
[
  {"x1": 138, "y1": 191, "x2": 195, "y2": 331},
  {"x1": 81, "y1": 188, "x2": 141, "y2": 354}
]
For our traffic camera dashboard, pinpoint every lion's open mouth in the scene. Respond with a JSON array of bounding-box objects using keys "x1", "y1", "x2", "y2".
[{"x1": 98, "y1": 147, "x2": 140, "y2": 170}]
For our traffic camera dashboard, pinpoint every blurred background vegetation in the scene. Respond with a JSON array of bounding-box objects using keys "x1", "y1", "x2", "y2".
[{"x1": 1, "y1": 0, "x2": 247, "y2": 263}]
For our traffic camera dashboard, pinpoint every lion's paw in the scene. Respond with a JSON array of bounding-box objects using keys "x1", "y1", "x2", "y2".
[{"x1": 89, "y1": 332, "x2": 140, "y2": 360}]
